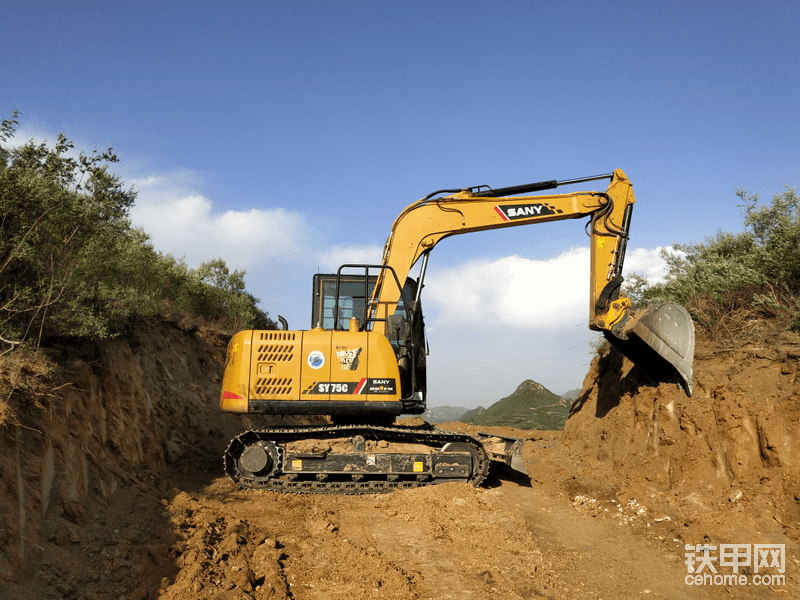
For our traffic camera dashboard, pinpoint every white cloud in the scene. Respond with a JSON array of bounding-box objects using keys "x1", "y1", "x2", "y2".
[
  {"x1": 315, "y1": 244, "x2": 384, "y2": 272},
  {"x1": 420, "y1": 246, "x2": 671, "y2": 402},
  {"x1": 425, "y1": 248, "x2": 589, "y2": 330},
  {"x1": 130, "y1": 188, "x2": 308, "y2": 270},
  {"x1": 127, "y1": 168, "x2": 388, "y2": 281},
  {"x1": 424, "y1": 246, "x2": 669, "y2": 331},
  {"x1": 6, "y1": 125, "x2": 55, "y2": 149},
  {"x1": 127, "y1": 175, "x2": 169, "y2": 188},
  {"x1": 4, "y1": 125, "x2": 306, "y2": 273},
  {"x1": 623, "y1": 246, "x2": 670, "y2": 284}
]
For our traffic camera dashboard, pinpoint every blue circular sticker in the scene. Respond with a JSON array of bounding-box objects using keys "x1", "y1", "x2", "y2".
[{"x1": 307, "y1": 350, "x2": 325, "y2": 369}]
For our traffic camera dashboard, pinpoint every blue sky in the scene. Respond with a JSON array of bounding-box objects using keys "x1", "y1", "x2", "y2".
[{"x1": 2, "y1": 1, "x2": 798, "y2": 406}]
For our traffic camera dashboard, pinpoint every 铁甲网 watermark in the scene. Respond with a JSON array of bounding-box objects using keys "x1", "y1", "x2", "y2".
[{"x1": 684, "y1": 543, "x2": 785, "y2": 586}]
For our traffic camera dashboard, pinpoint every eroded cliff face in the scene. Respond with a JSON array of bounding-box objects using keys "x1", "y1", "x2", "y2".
[
  {"x1": 559, "y1": 328, "x2": 800, "y2": 548},
  {"x1": 0, "y1": 322, "x2": 269, "y2": 594}
]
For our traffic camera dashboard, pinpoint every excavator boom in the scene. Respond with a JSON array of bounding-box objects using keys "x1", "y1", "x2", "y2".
[{"x1": 366, "y1": 169, "x2": 694, "y2": 395}]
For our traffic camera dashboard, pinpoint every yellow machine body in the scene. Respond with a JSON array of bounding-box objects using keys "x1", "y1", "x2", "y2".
[{"x1": 221, "y1": 327, "x2": 403, "y2": 417}]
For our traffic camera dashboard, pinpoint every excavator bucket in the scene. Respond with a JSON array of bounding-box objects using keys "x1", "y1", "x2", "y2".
[
  {"x1": 474, "y1": 432, "x2": 528, "y2": 476},
  {"x1": 605, "y1": 303, "x2": 695, "y2": 396}
]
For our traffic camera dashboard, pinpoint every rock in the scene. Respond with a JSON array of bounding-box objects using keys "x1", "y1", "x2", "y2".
[
  {"x1": 230, "y1": 567, "x2": 255, "y2": 591},
  {"x1": 129, "y1": 584, "x2": 151, "y2": 600}
]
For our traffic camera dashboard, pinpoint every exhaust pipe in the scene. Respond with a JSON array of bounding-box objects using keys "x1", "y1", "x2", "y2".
[{"x1": 604, "y1": 303, "x2": 695, "y2": 396}]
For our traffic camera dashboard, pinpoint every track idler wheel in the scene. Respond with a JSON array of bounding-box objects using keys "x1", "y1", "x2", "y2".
[
  {"x1": 440, "y1": 440, "x2": 489, "y2": 486},
  {"x1": 225, "y1": 435, "x2": 280, "y2": 484}
]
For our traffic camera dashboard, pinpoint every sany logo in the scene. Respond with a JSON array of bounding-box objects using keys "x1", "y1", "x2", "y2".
[{"x1": 494, "y1": 203, "x2": 560, "y2": 221}]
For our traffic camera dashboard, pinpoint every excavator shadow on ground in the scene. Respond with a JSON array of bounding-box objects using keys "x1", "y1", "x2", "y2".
[{"x1": 482, "y1": 462, "x2": 532, "y2": 489}]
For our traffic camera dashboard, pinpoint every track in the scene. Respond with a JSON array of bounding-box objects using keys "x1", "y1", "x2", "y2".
[{"x1": 223, "y1": 423, "x2": 491, "y2": 494}]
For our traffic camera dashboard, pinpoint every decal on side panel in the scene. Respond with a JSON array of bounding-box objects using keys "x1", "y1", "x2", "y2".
[
  {"x1": 307, "y1": 350, "x2": 325, "y2": 369},
  {"x1": 336, "y1": 347, "x2": 362, "y2": 370},
  {"x1": 301, "y1": 378, "x2": 397, "y2": 395}
]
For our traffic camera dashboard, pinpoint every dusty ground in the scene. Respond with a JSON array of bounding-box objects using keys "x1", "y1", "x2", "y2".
[{"x1": 1, "y1": 320, "x2": 798, "y2": 599}]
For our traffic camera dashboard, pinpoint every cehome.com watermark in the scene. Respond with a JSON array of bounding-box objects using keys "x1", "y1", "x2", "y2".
[{"x1": 685, "y1": 543, "x2": 785, "y2": 586}]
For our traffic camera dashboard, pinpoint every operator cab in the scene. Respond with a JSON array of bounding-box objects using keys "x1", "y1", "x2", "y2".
[{"x1": 311, "y1": 271, "x2": 426, "y2": 406}]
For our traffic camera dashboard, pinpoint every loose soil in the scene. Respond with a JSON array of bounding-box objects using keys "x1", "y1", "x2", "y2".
[{"x1": 1, "y1": 320, "x2": 798, "y2": 599}]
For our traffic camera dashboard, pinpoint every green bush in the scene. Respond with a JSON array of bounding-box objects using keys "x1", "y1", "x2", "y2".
[
  {"x1": 642, "y1": 186, "x2": 799, "y2": 331},
  {"x1": 0, "y1": 110, "x2": 273, "y2": 348}
]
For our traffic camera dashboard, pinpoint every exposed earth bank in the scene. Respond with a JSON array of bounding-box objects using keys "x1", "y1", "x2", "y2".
[{"x1": 1, "y1": 320, "x2": 798, "y2": 599}]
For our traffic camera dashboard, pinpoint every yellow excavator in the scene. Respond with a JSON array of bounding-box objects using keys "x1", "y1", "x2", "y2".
[{"x1": 219, "y1": 169, "x2": 695, "y2": 493}]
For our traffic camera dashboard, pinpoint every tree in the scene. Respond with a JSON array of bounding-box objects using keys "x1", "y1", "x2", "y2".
[
  {"x1": 194, "y1": 258, "x2": 275, "y2": 331},
  {"x1": 738, "y1": 186, "x2": 800, "y2": 288},
  {"x1": 621, "y1": 273, "x2": 651, "y2": 307},
  {"x1": 642, "y1": 185, "x2": 800, "y2": 331},
  {"x1": 645, "y1": 186, "x2": 799, "y2": 302},
  {"x1": 0, "y1": 111, "x2": 273, "y2": 346},
  {"x1": 0, "y1": 112, "x2": 137, "y2": 342},
  {"x1": 196, "y1": 258, "x2": 247, "y2": 293}
]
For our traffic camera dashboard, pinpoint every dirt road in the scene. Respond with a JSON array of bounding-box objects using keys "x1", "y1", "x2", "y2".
[
  {"x1": 157, "y1": 469, "x2": 690, "y2": 600},
  {"x1": 4, "y1": 434, "x2": 732, "y2": 600},
  {"x1": 67, "y1": 450, "x2": 712, "y2": 600},
  {"x1": 4, "y1": 428, "x2": 798, "y2": 600}
]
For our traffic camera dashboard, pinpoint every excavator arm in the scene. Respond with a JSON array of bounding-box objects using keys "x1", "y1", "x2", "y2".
[{"x1": 368, "y1": 169, "x2": 695, "y2": 396}]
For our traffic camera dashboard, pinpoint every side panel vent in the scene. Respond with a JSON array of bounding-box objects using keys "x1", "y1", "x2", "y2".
[
  {"x1": 251, "y1": 332, "x2": 301, "y2": 399},
  {"x1": 256, "y1": 344, "x2": 295, "y2": 362},
  {"x1": 259, "y1": 332, "x2": 296, "y2": 341},
  {"x1": 255, "y1": 377, "x2": 294, "y2": 396}
]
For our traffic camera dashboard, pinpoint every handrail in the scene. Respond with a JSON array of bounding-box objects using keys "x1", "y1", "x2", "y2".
[{"x1": 333, "y1": 264, "x2": 405, "y2": 331}]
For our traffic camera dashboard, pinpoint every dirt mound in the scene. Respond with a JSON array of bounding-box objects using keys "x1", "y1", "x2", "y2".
[
  {"x1": 536, "y1": 327, "x2": 800, "y2": 582},
  {"x1": 156, "y1": 477, "x2": 561, "y2": 600}
]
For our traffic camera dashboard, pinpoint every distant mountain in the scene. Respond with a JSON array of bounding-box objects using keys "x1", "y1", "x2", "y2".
[
  {"x1": 560, "y1": 388, "x2": 581, "y2": 401},
  {"x1": 420, "y1": 405, "x2": 472, "y2": 423},
  {"x1": 459, "y1": 406, "x2": 486, "y2": 421},
  {"x1": 463, "y1": 380, "x2": 569, "y2": 430}
]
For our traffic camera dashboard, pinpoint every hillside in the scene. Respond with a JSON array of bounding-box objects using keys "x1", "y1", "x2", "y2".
[
  {"x1": 459, "y1": 405, "x2": 485, "y2": 421},
  {"x1": 560, "y1": 388, "x2": 581, "y2": 401},
  {"x1": 420, "y1": 405, "x2": 471, "y2": 423},
  {"x1": 463, "y1": 379, "x2": 569, "y2": 430},
  {"x1": 427, "y1": 389, "x2": 578, "y2": 426}
]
